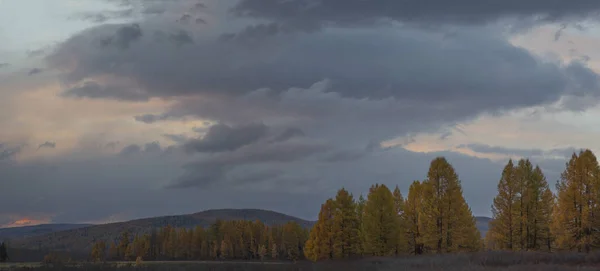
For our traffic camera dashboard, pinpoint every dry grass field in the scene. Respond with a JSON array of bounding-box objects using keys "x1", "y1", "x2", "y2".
[{"x1": 2, "y1": 251, "x2": 600, "y2": 271}]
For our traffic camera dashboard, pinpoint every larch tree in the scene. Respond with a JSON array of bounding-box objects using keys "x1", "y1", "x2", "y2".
[
  {"x1": 552, "y1": 150, "x2": 600, "y2": 252},
  {"x1": 405, "y1": 181, "x2": 425, "y2": 255},
  {"x1": 356, "y1": 194, "x2": 366, "y2": 256},
  {"x1": 304, "y1": 199, "x2": 335, "y2": 261},
  {"x1": 332, "y1": 188, "x2": 361, "y2": 259},
  {"x1": 421, "y1": 157, "x2": 481, "y2": 254},
  {"x1": 393, "y1": 185, "x2": 409, "y2": 255},
  {"x1": 362, "y1": 184, "x2": 400, "y2": 256},
  {"x1": 488, "y1": 159, "x2": 518, "y2": 250}
]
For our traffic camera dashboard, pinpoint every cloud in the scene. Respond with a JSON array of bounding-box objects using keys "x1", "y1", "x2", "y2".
[
  {"x1": 61, "y1": 81, "x2": 149, "y2": 102},
  {"x1": 0, "y1": 144, "x2": 22, "y2": 161},
  {"x1": 28, "y1": 68, "x2": 43, "y2": 76},
  {"x1": 99, "y1": 23, "x2": 143, "y2": 49},
  {"x1": 458, "y1": 143, "x2": 580, "y2": 158},
  {"x1": 269, "y1": 128, "x2": 305, "y2": 143},
  {"x1": 162, "y1": 134, "x2": 188, "y2": 143},
  {"x1": 232, "y1": 0, "x2": 600, "y2": 29},
  {"x1": 0, "y1": 63, "x2": 10, "y2": 69},
  {"x1": 37, "y1": 141, "x2": 56, "y2": 150},
  {"x1": 183, "y1": 123, "x2": 269, "y2": 153}
]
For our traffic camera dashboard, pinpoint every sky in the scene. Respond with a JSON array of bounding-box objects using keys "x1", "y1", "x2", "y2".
[{"x1": 2, "y1": 0, "x2": 600, "y2": 227}]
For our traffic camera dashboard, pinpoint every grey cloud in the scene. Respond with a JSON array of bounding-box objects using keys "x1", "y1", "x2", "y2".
[
  {"x1": 71, "y1": 9, "x2": 134, "y2": 23},
  {"x1": 458, "y1": 143, "x2": 580, "y2": 158},
  {"x1": 183, "y1": 123, "x2": 268, "y2": 153},
  {"x1": 232, "y1": 0, "x2": 600, "y2": 28},
  {"x1": 269, "y1": 128, "x2": 305, "y2": 143},
  {"x1": 195, "y1": 18, "x2": 207, "y2": 24},
  {"x1": 0, "y1": 63, "x2": 8, "y2": 68},
  {"x1": 37, "y1": 141, "x2": 56, "y2": 150},
  {"x1": 0, "y1": 145, "x2": 22, "y2": 161},
  {"x1": 61, "y1": 81, "x2": 149, "y2": 102},
  {"x1": 119, "y1": 144, "x2": 142, "y2": 156},
  {"x1": 27, "y1": 49, "x2": 46, "y2": 58},
  {"x1": 169, "y1": 30, "x2": 194, "y2": 46},
  {"x1": 46, "y1": 20, "x2": 600, "y2": 119},
  {"x1": 144, "y1": 141, "x2": 162, "y2": 152},
  {"x1": 100, "y1": 23, "x2": 143, "y2": 49},
  {"x1": 169, "y1": 139, "x2": 332, "y2": 188},
  {"x1": 134, "y1": 114, "x2": 165, "y2": 123},
  {"x1": 162, "y1": 134, "x2": 188, "y2": 143},
  {"x1": 28, "y1": 68, "x2": 43, "y2": 76}
]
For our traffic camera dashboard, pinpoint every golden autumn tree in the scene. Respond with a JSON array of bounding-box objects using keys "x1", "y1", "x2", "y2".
[
  {"x1": 552, "y1": 150, "x2": 600, "y2": 252},
  {"x1": 421, "y1": 157, "x2": 481, "y2": 253},
  {"x1": 362, "y1": 184, "x2": 400, "y2": 256},
  {"x1": 405, "y1": 181, "x2": 425, "y2": 255},
  {"x1": 488, "y1": 159, "x2": 518, "y2": 250},
  {"x1": 331, "y1": 188, "x2": 361, "y2": 259},
  {"x1": 393, "y1": 185, "x2": 409, "y2": 255},
  {"x1": 304, "y1": 199, "x2": 335, "y2": 261}
]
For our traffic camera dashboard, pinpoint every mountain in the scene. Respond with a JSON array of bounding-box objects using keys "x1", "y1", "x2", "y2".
[
  {"x1": 10, "y1": 209, "x2": 314, "y2": 252},
  {"x1": 475, "y1": 216, "x2": 491, "y2": 237},
  {"x1": 0, "y1": 224, "x2": 92, "y2": 241}
]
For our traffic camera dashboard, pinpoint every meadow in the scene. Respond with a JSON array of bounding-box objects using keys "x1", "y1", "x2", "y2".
[{"x1": 3, "y1": 251, "x2": 600, "y2": 271}]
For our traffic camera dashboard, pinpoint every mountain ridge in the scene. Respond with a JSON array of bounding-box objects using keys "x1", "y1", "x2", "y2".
[{"x1": 9, "y1": 209, "x2": 491, "y2": 253}]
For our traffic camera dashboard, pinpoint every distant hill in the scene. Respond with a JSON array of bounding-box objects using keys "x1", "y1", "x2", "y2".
[
  {"x1": 475, "y1": 216, "x2": 491, "y2": 237},
  {"x1": 10, "y1": 209, "x2": 314, "y2": 252},
  {"x1": 0, "y1": 224, "x2": 92, "y2": 241}
]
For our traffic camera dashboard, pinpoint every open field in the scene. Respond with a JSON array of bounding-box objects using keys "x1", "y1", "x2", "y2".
[{"x1": 3, "y1": 251, "x2": 600, "y2": 270}]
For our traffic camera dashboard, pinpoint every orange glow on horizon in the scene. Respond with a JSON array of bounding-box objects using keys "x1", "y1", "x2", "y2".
[{"x1": 1, "y1": 218, "x2": 50, "y2": 228}]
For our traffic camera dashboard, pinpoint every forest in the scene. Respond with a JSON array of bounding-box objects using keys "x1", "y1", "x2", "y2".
[{"x1": 74, "y1": 149, "x2": 600, "y2": 263}]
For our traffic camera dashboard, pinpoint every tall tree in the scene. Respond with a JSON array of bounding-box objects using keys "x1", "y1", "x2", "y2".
[
  {"x1": 362, "y1": 184, "x2": 400, "y2": 256},
  {"x1": 405, "y1": 181, "x2": 425, "y2": 255},
  {"x1": 421, "y1": 157, "x2": 481, "y2": 253},
  {"x1": 552, "y1": 150, "x2": 600, "y2": 252},
  {"x1": 304, "y1": 199, "x2": 335, "y2": 261},
  {"x1": 393, "y1": 185, "x2": 409, "y2": 255},
  {"x1": 488, "y1": 159, "x2": 518, "y2": 250},
  {"x1": 331, "y1": 188, "x2": 361, "y2": 259}
]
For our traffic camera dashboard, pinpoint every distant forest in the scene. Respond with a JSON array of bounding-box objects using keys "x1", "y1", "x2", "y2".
[{"x1": 39, "y1": 149, "x2": 600, "y2": 262}]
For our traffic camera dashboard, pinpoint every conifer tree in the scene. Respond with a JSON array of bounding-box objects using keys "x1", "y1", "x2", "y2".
[
  {"x1": 362, "y1": 184, "x2": 400, "y2": 256},
  {"x1": 405, "y1": 181, "x2": 425, "y2": 255},
  {"x1": 304, "y1": 199, "x2": 335, "y2": 260},
  {"x1": 552, "y1": 150, "x2": 600, "y2": 252},
  {"x1": 489, "y1": 159, "x2": 518, "y2": 250},
  {"x1": 331, "y1": 188, "x2": 361, "y2": 259},
  {"x1": 393, "y1": 185, "x2": 409, "y2": 255},
  {"x1": 421, "y1": 157, "x2": 481, "y2": 253},
  {"x1": 356, "y1": 194, "x2": 366, "y2": 255}
]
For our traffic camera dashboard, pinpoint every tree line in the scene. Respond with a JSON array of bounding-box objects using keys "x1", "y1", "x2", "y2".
[
  {"x1": 91, "y1": 149, "x2": 600, "y2": 262},
  {"x1": 90, "y1": 220, "x2": 308, "y2": 262},
  {"x1": 488, "y1": 149, "x2": 600, "y2": 253}
]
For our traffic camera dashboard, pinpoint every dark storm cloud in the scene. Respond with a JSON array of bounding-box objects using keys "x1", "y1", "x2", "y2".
[
  {"x1": 183, "y1": 123, "x2": 269, "y2": 153},
  {"x1": 100, "y1": 23, "x2": 143, "y2": 49},
  {"x1": 47, "y1": 19, "x2": 600, "y2": 126},
  {"x1": 169, "y1": 30, "x2": 194, "y2": 46},
  {"x1": 458, "y1": 143, "x2": 580, "y2": 158},
  {"x1": 232, "y1": 0, "x2": 600, "y2": 29},
  {"x1": 169, "y1": 139, "x2": 332, "y2": 188},
  {"x1": 269, "y1": 128, "x2": 305, "y2": 143},
  {"x1": 119, "y1": 144, "x2": 142, "y2": 156},
  {"x1": 37, "y1": 142, "x2": 56, "y2": 150},
  {"x1": 61, "y1": 81, "x2": 149, "y2": 102}
]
